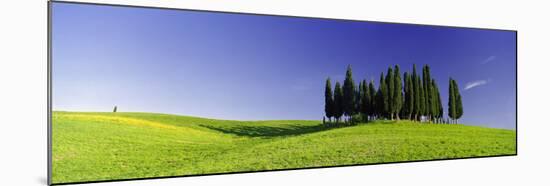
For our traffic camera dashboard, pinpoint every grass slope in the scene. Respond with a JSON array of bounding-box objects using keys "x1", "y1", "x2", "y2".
[{"x1": 52, "y1": 111, "x2": 516, "y2": 184}]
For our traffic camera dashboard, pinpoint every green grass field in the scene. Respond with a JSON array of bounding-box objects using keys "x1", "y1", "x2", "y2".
[{"x1": 52, "y1": 111, "x2": 516, "y2": 184}]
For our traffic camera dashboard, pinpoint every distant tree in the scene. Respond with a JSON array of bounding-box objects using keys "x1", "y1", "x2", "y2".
[
  {"x1": 334, "y1": 82, "x2": 344, "y2": 125},
  {"x1": 113, "y1": 106, "x2": 117, "y2": 113},
  {"x1": 393, "y1": 65, "x2": 403, "y2": 120},
  {"x1": 324, "y1": 78, "x2": 334, "y2": 124},
  {"x1": 343, "y1": 65, "x2": 356, "y2": 124}
]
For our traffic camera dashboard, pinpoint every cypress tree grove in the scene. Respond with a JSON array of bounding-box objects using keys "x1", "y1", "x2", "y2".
[
  {"x1": 343, "y1": 65, "x2": 356, "y2": 123},
  {"x1": 323, "y1": 64, "x2": 461, "y2": 126},
  {"x1": 324, "y1": 77, "x2": 334, "y2": 124},
  {"x1": 385, "y1": 67, "x2": 395, "y2": 120},
  {"x1": 334, "y1": 82, "x2": 344, "y2": 125},
  {"x1": 393, "y1": 65, "x2": 403, "y2": 120}
]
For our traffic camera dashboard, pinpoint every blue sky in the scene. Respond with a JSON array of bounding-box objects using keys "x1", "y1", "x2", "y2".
[{"x1": 52, "y1": 2, "x2": 516, "y2": 129}]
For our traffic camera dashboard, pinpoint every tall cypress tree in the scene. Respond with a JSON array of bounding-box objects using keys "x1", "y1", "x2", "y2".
[
  {"x1": 437, "y1": 87, "x2": 443, "y2": 123},
  {"x1": 417, "y1": 71, "x2": 425, "y2": 122},
  {"x1": 402, "y1": 72, "x2": 409, "y2": 119},
  {"x1": 352, "y1": 81, "x2": 363, "y2": 121},
  {"x1": 393, "y1": 65, "x2": 403, "y2": 120},
  {"x1": 448, "y1": 78, "x2": 457, "y2": 123},
  {"x1": 324, "y1": 77, "x2": 334, "y2": 123},
  {"x1": 385, "y1": 67, "x2": 395, "y2": 120},
  {"x1": 403, "y1": 72, "x2": 414, "y2": 120},
  {"x1": 368, "y1": 80, "x2": 376, "y2": 120},
  {"x1": 343, "y1": 65, "x2": 356, "y2": 123},
  {"x1": 422, "y1": 65, "x2": 432, "y2": 122},
  {"x1": 378, "y1": 73, "x2": 387, "y2": 119},
  {"x1": 360, "y1": 79, "x2": 370, "y2": 122},
  {"x1": 412, "y1": 64, "x2": 420, "y2": 121},
  {"x1": 454, "y1": 80, "x2": 463, "y2": 123},
  {"x1": 430, "y1": 79, "x2": 441, "y2": 123},
  {"x1": 334, "y1": 82, "x2": 344, "y2": 125},
  {"x1": 357, "y1": 81, "x2": 363, "y2": 115}
]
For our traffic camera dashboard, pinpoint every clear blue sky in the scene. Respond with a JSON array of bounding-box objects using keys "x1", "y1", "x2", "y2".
[{"x1": 52, "y1": 2, "x2": 516, "y2": 129}]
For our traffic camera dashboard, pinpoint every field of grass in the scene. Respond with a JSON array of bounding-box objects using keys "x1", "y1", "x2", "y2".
[{"x1": 52, "y1": 111, "x2": 516, "y2": 184}]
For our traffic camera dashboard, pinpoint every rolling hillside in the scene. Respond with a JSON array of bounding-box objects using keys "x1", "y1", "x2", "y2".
[{"x1": 52, "y1": 111, "x2": 516, "y2": 184}]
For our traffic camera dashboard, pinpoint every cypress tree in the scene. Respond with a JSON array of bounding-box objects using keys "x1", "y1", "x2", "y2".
[
  {"x1": 422, "y1": 65, "x2": 432, "y2": 122},
  {"x1": 417, "y1": 71, "x2": 425, "y2": 122},
  {"x1": 393, "y1": 65, "x2": 403, "y2": 120},
  {"x1": 438, "y1": 81, "x2": 444, "y2": 123},
  {"x1": 343, "y1": 65, "x2": 356, "y2": 123},
  {"x1": 368, "y1": 80, "x2": 376, "y2": 120},
  {"x1": 324, "y1": 77, "x2": 334, "y2": 123},
  {"x1": 356, "y1": 81, "x2": 363, "y2": 116},
  {"x1": 448, "y1": 78, "x2": 457, "y2": 123},
  {"x1": 403, "y1": 72, "x2": 414, "y2": 120},
  {"x1": 360, "y1": 79, "x2": 370, "y2": 122},
  {"x1": 113, "y1": 106, "x2": 117, "y2": 113},
  {"x1": 454, "y1": 80, "x2": 463, "y2": 123},
  {"x1": 334, "y1": 82, "x2": 344, "y2": 125},
  {"x1": 352, "y1": 81, "x2": 363, "y2": 122},
  {"x1": 385, "y1": 67, "x2": 395, "y2": 120},
  {"x1": 412, "y1": 65, "x2": 420, "y2": 121},
  {"x1": 402, "y1": 73, "x2": 409, "y2": 119},
  {"x1": 378, "y1": 73, "x2": 387, "y2": 119},
  {"x1": 430, "y1": 79, "x2": 441, "y2": 123}
]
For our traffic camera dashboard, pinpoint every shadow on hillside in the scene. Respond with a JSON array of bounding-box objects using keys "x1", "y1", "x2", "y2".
[{"x1": 200, "y1": 124, "x2": 328, "y2": 138}]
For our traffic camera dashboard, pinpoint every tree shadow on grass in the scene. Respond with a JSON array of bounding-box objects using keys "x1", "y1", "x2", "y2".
[{"x1": 200, "y1": 124, "x2": 329, "y2": 138}]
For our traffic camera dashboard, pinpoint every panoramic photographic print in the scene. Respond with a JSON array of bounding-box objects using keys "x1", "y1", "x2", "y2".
[{"x1": 49, "y1": 1, "x2": 517, "y2": 185}]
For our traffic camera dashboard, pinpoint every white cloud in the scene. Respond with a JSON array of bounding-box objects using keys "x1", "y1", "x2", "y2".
[
  {"x1": 481, "y1": 55, "x2": 496, "y2": 64},
  {"x1": 464, "y1": 79, "x2": 490, "y2": 90}
]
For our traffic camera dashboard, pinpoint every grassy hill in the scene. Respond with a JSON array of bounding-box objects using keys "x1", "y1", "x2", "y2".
[{"x1": 52, "y1": 111, "x2": 516, "y2": 184}]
